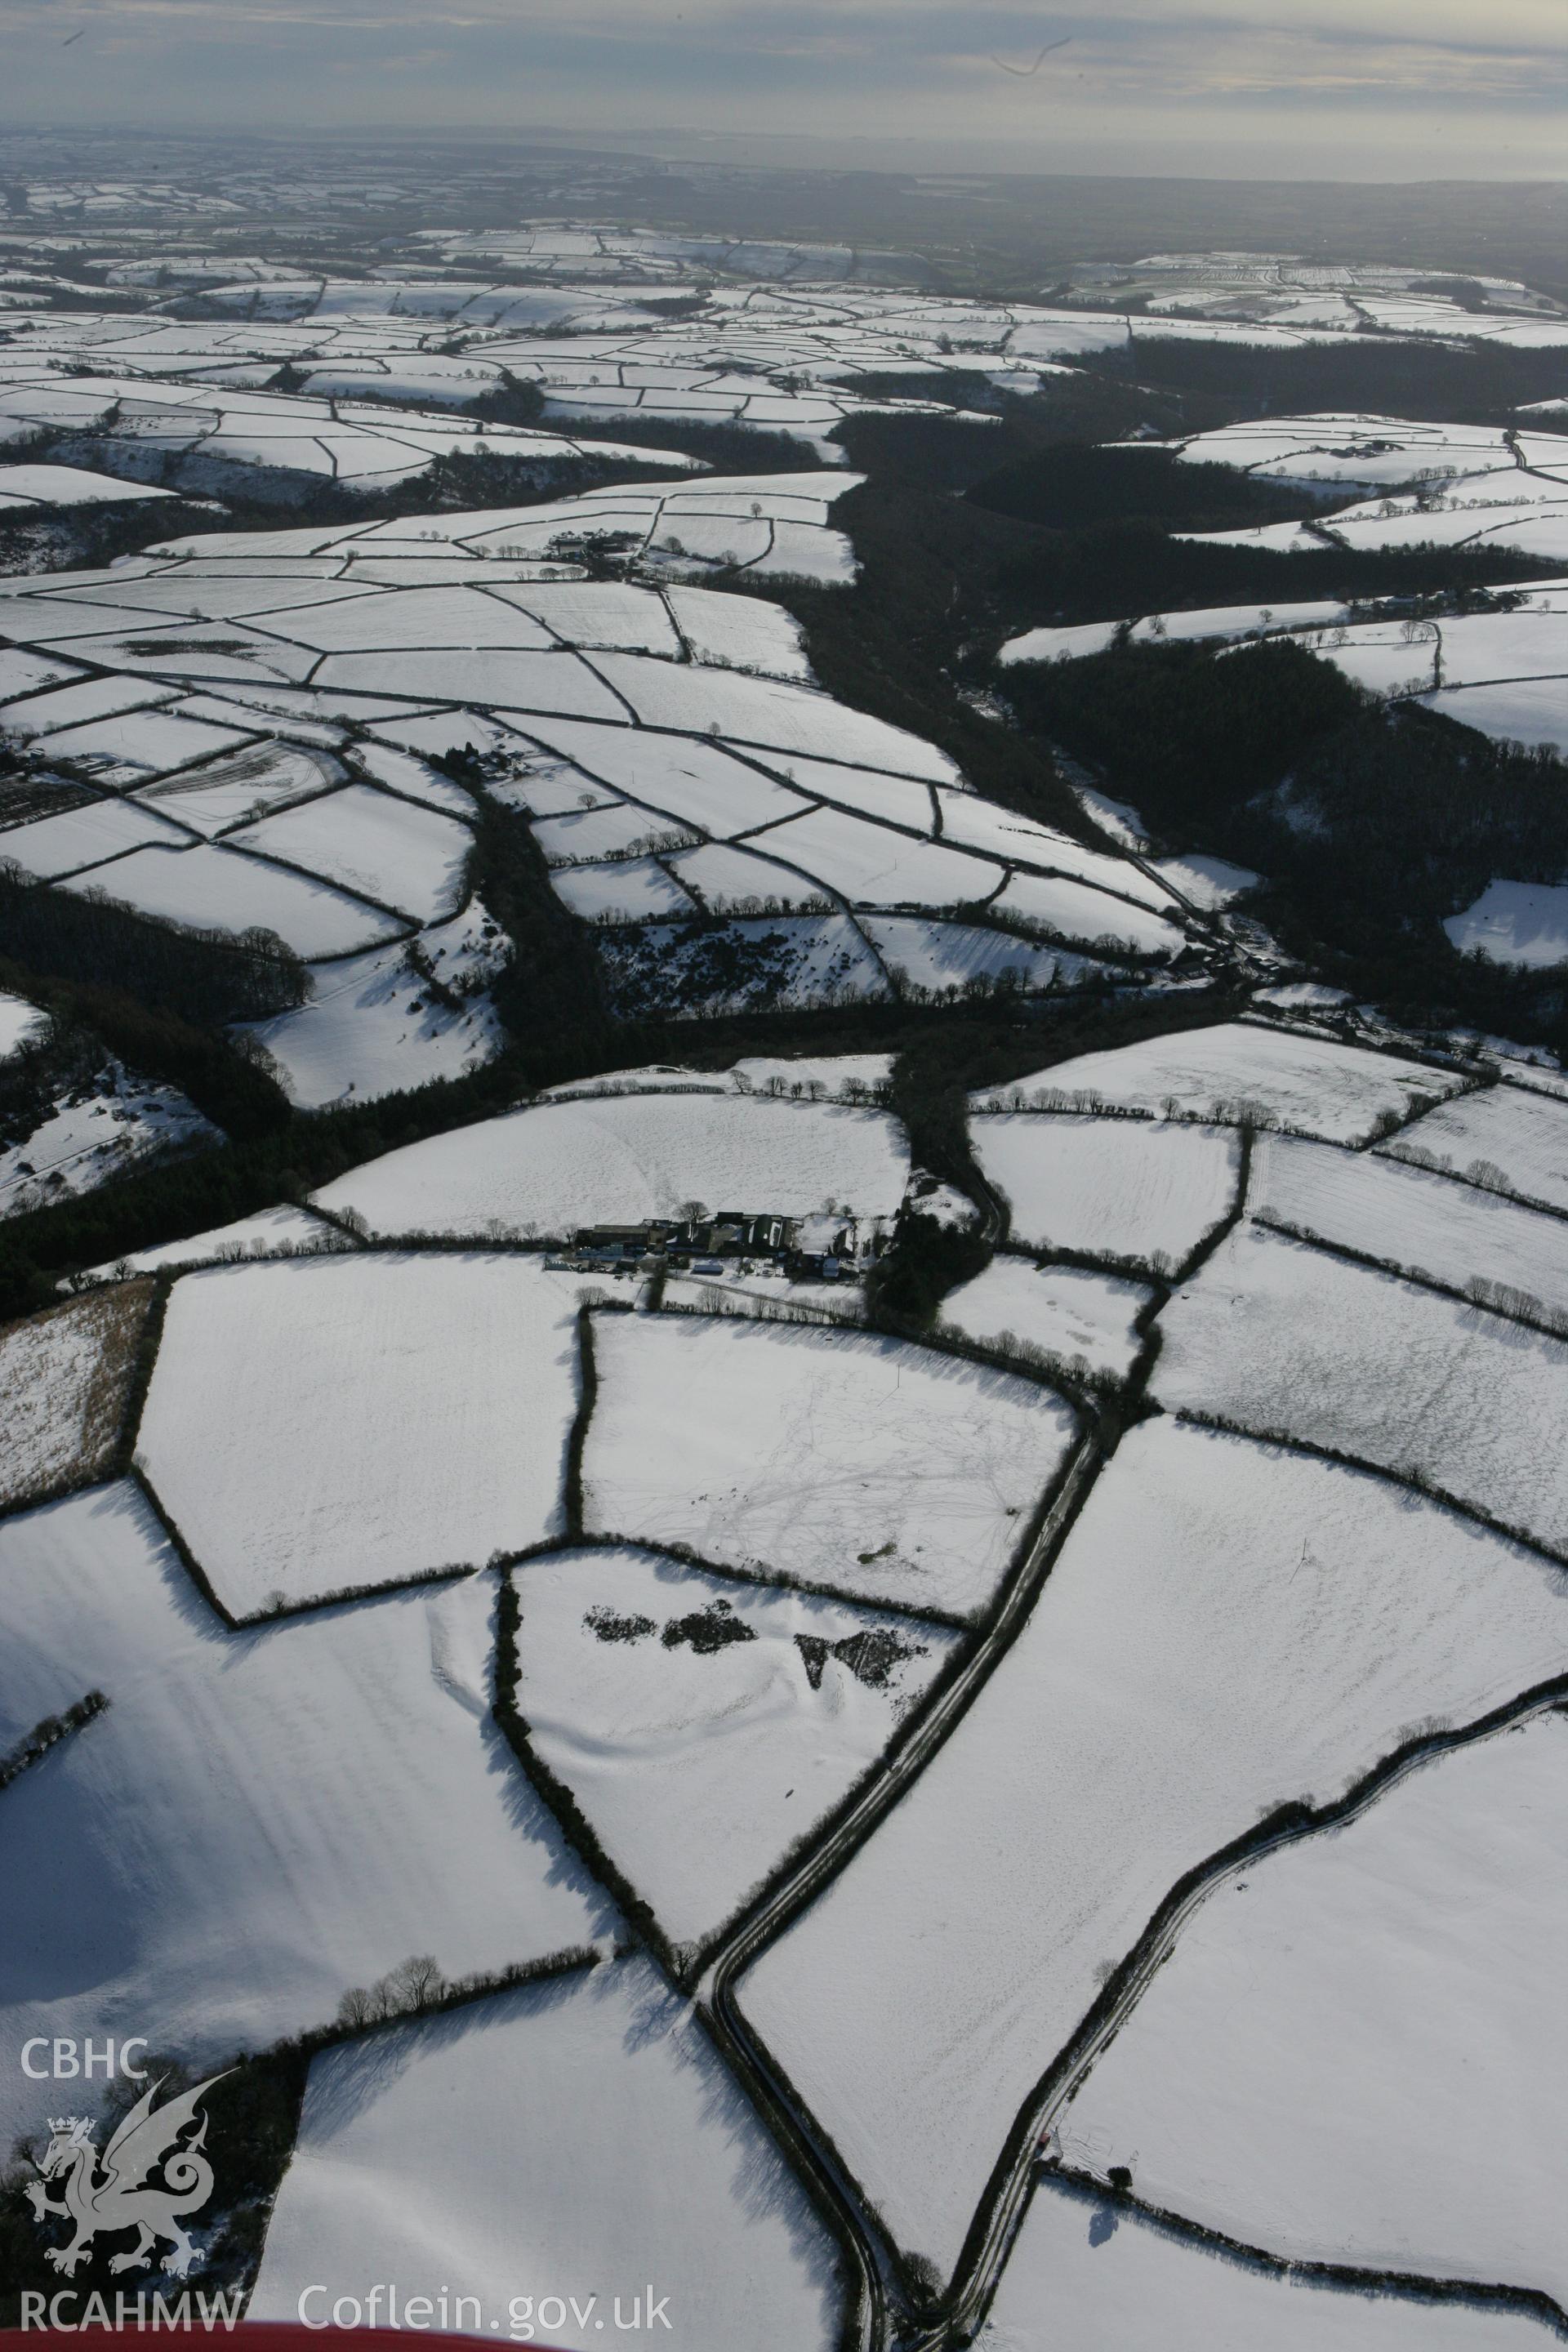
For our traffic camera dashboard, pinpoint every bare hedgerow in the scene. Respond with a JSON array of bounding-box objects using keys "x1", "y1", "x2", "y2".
[
  {"x1": 336, "y1": 1953, "x2": 446, "y2": 2030},
  {"x1": 903, "y1": 2256, "x2": 944, "y2": 2316},
  {"x1": 942, "y1": 1321, "x2": 1125, "y2": 1400},
  {"x1": 1467, "y1": 1274, "x2": 1566, "y2": 1335},
  {"x1": 1401, "y1": 1714, "x2": 1454, "y2": 1744}
]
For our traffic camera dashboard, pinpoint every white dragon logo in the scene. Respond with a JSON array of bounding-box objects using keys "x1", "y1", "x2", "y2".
[{"x1": 26, "y1": 2072, "x2": 229, "y2": 2278}]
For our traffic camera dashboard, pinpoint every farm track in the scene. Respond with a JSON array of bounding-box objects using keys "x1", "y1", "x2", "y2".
[
  {"x1": 964, "y1": 1155, "x2": 1007, "y2": 1250},
  {"x1": 698, "y1": 1428, "x2": 1107, "y2": 2352}
]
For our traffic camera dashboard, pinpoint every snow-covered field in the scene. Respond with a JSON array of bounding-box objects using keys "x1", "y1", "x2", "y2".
[
  {"x1": 979, "y1": 1022, "x2": 1464, "y2": 1143},
  {"x1": 1423, "y1": 676, "x2": 1568, "y2": 756},
  {"x1": 14, "y1": 213, "x2": 1568, "y2": 2341},
  {"x1": 737, "y1": 1418, "x2": 1568, "y2": 2285},
  {"x1": 138, "y1": 743, "x2": 341, "y2": 839},
  {"x1": 0, "y1": 461, "x2": 179, "y2": 511},
  {"x1": 229, "y1": 781, "x2": 471, "y2": 924},
  {"x1": 1252, "y1": 1133, "x2": 1568, "y2": 1320},
  {"x1": 514, "y1": 1545, "x2": 957, "y2": 1951},
  {"x1": 998, "y1": 564, "x2": 1568, "y2": 768},
  {"x1": 0, "y1": 368, "x2": 696, "y2": 498},
  {"x1": 596, "y1": 662, "x2": 959, "y2": 780},
  {"x1": 1154, "y1": 1225, "x2": 1568, "y2": 1553},
  {"x1": 0, "y1": 469, "x2": 1188, "y2": 1076},
  {"x1": 988, "y1": 872, "x2": 1184, "y2": 959},
  {"x1": 1071, "y1": 255, "x2": 1565, "y2": 337},
  {"x1": 243, "y1": 901, "x2": 506, "y2": 1109},
  {"x1": 1310, "y1": 599, "x2": 1568, "y2": 755},
  {"x1": 999, "y1": 597, "x2": 1353, "y2": 668},
  {"x1": 61, "y1": 840, "x2": 403, "y2": 959},
  {"x1": 1381, "y1": 1079, "x2": 1568, "y2": 1213},
  {"x1": 662, "y1": 1267, "x2": 862, "y2": 1321},
  {"x1": 1445, "y1": 880, "x2": 1568, "y2": 966},
  {"x1": 1, "y1": 1055, "x2": 218, "y2": 1220},
  {"x1": 82, "y1": 1204, "x2": 348, "y2": 1281},
  {"x1": 992, "y1": 464, "x2": 1568, "y2": 758},
  {"x1": 979, "y1": 2177, "x2": 1551, "y2": 2350},
  {"x1": 938, "y1": 1257, "x2": 1152, "y2": 1382},
  {"x1": 1156, "y1": 412, "x2": 1522, "y2": 494},
  {"x1": 1059, "y1": 1713, "x2": 1568, "y2": 2314},
  {"x1": 865, "y1": 916, "x2": 1075, "y2": 998},
  {"x1": 2, "y1": 673, "x2": 173, "y2": 739},
  {"x1": 136, "y1": 1254, "x2": 584, "y2": 1614},
  {"x1": 0, "y1": 1489, "x2": 610, "y2": 2145},
  {"x1": 248, "y1": 1958, "x2": 839, "y2": 2352},
  {"x1": 1209, "y1": 461, "x2": 1568, "y2": 572},
  {"x1": 0, "y1": 793, "x2": 191, "y2": 880},
  {"x1": 541, "y1": 1062, "x2": 730, "y2": 1101},
  {"x1": 583, "y1": 1312, "x2": 1074, "y2": 1621},
  {"x1": 550, "y1": 854, "x2": 695, "y2": 922},
  {"x1": 314, "y1": 1093, "x2": 910, "y2": 1238},
  {"x1": 746, "y1": 804, "x2": 995, "y2": 903},
  {"x1": 0, "y1": 1281, "x2": 151, "y2": 1508},
  {"x1": 0, "y1": 989, "x2": 46, "y2": 1059},
  {"x1": 731, "y1": 1050, "x2": 893, "y2": 1098},
  {"x1": 523, "y1": 727, "x2": 811, "y2": 836},
  {"x1": 601, "y1": 911, "x2": 893, "y2": 1016},
  {"x1": 1148, "y1": 849, "x2": 1261, "y2": 909},
  {"x1": 146, "y1": 472, "x2": 858, "y2": 589},
  {"x1": 17, "y1": 708, "x2": 254, "y2": 781},
  {"x1": 666, "y1": 586, "x2": 813, "y2": 677},
  {"x1": 536, "y1": 800, "x2": 699, "y2": 867},
  {"x1": 969, "y1": 1112, "x2": 1241, "y2": 1272},
  {"x1": 666, "y1": 839, "x2": 830, "y2": 912},
  {"x1": 932, "y1": 803, "x2": 1176, "y2": 907}
]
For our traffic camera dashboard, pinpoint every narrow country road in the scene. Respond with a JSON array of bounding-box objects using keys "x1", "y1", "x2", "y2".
[
  {"x1": 907, "y1": 1677, "x2": 1568, "y2": 2350},
  {"x1": 698, "y1": 1430, "x2": 1107, "y2": 2352}
]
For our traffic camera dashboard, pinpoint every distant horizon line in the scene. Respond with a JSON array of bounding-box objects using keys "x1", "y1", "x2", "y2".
[{"x1": 0, "y1": 121, "x2": 1565, "y2": 194}]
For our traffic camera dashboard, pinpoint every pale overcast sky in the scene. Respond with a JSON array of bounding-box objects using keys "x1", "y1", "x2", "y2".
[{"x1": 7, "y1": 0, "x2": 1568, "y2": 176}]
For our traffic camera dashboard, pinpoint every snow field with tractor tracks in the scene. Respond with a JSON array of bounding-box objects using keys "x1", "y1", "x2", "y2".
[{"x1": 581, "y1": 1312, "x2": 1075, "y2": 1622}]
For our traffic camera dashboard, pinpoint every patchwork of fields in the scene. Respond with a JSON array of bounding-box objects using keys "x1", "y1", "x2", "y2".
[
  {"x1": 0, "y1": 464, "x2": 1208, "y2": 1162},
  {"x1": 8, "y1": 188, "x2": 1568, "y2": 2352},
  {"x1": 6, "y1": 1006, "x2": 1568, "y2": 2341}
]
